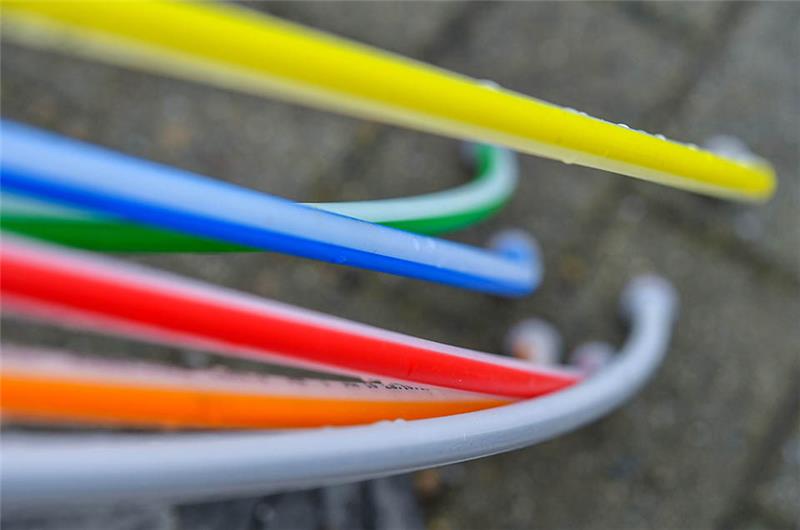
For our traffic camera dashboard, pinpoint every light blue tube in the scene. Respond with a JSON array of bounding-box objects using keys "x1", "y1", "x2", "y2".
[{"x1": 0, "y1": 121, "x2": 539, "y2": 296}]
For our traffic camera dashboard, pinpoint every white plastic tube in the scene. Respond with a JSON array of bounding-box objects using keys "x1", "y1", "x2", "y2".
[{"x1": 0, "y1": 276, "x2": 677, "y2": 511}]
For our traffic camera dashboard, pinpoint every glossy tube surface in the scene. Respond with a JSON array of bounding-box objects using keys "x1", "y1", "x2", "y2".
[
  {"x1": 2, "y1": 1, "x2": 775, "y2": 200},
  {"x1": 0, "y1": 122, "x2": 537, "y2": 296},
  {"x1": 0, "y1": 276, "x2": 677, "y2": 510},
  {"x1": 0, "y1": 144, "x2": 517, "y2": 249},
  {"x1": 0, "y1": 347, "x2": 510, "y2": 429},
  {"x1": 0, "y1": 238, "x2": 578, "y2": 398}
]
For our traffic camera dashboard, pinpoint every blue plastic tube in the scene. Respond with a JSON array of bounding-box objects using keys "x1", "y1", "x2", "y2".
[{"x1": 0, "y1": 121, "x2": 539, "y2": 296}]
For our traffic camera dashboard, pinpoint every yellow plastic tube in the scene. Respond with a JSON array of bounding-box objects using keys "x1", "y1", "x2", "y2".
[{"x1": 1, "y1": 0, "x2": 775, "y2": 201}]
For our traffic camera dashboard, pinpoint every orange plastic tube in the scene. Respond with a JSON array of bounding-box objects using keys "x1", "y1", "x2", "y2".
[{"x1": 0, "y1": 351, "x2": 510, "y2": 430}]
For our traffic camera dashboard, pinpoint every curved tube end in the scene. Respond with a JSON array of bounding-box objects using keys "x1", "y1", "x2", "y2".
[
  {"x1": 504, "y1": 318, "x2": 562, "y2": 365},
  {"x1": 620, "y1": 274, "x2": 679, "y2": 322},
  {"x1": 488, "y1": 228, "x2": 543, "y2": 292},
  {"x1": 702, "y1": 135, "x2": 777, "y2": 203}
]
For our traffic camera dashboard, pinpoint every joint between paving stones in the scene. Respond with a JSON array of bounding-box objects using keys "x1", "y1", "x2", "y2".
[{"x1": 715, "y1": 368, "x2": 800, "y2": 530}]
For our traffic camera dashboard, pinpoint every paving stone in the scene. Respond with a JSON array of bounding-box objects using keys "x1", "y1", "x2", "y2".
[
  {"x1": 436, "y1": 2, "x2": 685, "y2": 119},
  {"x1": 429, "y1": 208, "x2": 800, "y2": 530},
  {"x1": 322, "y1": 483, "x2": 367, "y2": 530},
  {"x1": 171, "y1": 477, "x2": 425, "y2": 530},
  {"x1": 615, "y1": 1, "x2": 730, "y2": 43},
  {"x1": 731, "y1": 418, "x2": 800, "y2": 530},
  {"x1": 2, "y1": 505, "x2": 174, "y2": 530},
  {"x1": 175, "y1": 498, "x2": 259, "y2": 530},
  {"x1": 751, "y1": 424, "x2": 800, "y2": 528},
  {"x1": 368, "y1": 476, "x2": 426, "y2": 530},
  {"x1": 627, "y1": 3, "x2": 800, "y2": 277},
  {"x1": 250, "y1": 1, "x2": 466, "y2": 59},
  {"x1": 245, "y1": 491, "x2": 321, "y2": 530}
]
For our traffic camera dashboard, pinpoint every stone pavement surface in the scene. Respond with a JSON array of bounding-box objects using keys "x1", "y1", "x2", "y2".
[{"x1": 1, "y1": 2, "x2": 798, "y2": 529}]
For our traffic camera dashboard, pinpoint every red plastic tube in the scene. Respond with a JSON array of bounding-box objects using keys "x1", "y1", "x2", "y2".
[{"x1": 0, "y1": 238, "x2": 580, "y2": 398}]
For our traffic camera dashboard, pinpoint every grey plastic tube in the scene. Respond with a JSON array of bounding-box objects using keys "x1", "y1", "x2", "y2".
[{"x1": 0, "y1": 276, "x2": 677, "y2": 512}]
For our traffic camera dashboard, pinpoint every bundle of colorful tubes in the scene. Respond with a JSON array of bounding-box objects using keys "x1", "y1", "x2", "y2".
[{"x1": 0, "y1": 1, "x2": 771, "y2": 509}]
